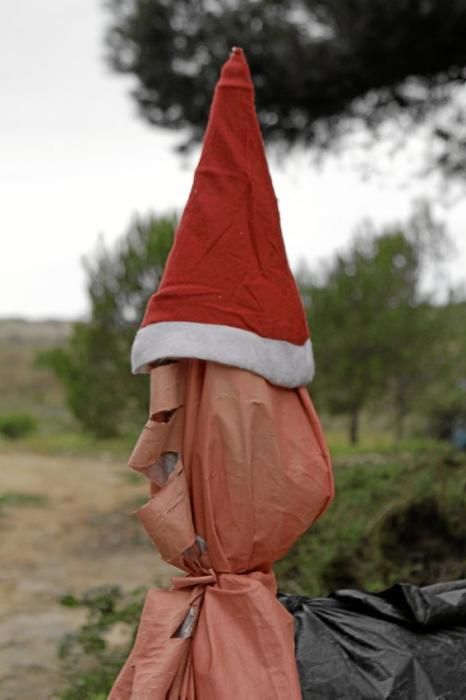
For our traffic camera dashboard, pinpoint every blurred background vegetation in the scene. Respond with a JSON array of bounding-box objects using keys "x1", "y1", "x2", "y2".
[
  {"x1": 21, "y1": 201, "x2": 465, "y2": 447},
  {"x1": 3, "y1": 183, "x2": 465, "y2": 700},
  {"x1": 2, "y1": 1, "x2": 466, "y2": 698}
]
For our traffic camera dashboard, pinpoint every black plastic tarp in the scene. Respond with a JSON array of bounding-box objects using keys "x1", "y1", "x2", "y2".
[{"x1": 279, "y1": 580, "x2": 466, "y2": 699}]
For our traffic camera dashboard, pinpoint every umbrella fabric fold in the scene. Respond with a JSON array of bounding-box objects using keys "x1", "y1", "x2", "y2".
[{"x1": 109, "y1": 359, "x2": 334, "y2": 699}]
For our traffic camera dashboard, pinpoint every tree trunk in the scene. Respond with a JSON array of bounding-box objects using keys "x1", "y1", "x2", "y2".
[{"x1": 349, "y1": 409, "x2": 360, "y2": 445}]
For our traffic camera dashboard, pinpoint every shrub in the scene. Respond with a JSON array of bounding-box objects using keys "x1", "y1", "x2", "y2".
[
  {"x1": 0, "y1": 413, "x2": 37, "y2": 439},
  {"x1": 0, "y1": 491, "x2": 47, "y2": 513},
  {"x1": 58, "y1": 586, "x2": 144, "y2": 699}
]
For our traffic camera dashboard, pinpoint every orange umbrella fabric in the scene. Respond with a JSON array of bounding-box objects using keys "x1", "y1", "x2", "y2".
[{"x1": 109, "y1": 359, "x2": 334, "y2": 699}]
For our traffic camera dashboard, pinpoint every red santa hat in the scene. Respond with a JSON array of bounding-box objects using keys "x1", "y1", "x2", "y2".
[{"x1": 131, "y1": 47, "x2": 314, "y2": 388}]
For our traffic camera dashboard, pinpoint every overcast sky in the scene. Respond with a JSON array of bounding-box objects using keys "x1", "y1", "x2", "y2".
[{"x1": 1, "y1": 1, "x2": 465, "y2": 320}]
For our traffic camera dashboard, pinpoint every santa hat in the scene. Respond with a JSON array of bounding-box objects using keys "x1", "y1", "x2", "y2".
[{"x1": 131, "y1": 47, "x2": 314, "y2": 388}]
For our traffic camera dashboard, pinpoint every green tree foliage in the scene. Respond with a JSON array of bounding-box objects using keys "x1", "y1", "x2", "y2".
[
  {"x1": 300, "y1": 203, "x2": 454, "y2": 443},
  {"x1": 44, "y1": 215, "x2": 175, "y2": 437},
  {"x1": 106, "y1": 0, "x2": 466, "y2": 177},
  {"x1": 420, "y1": 299, "x2": 466, "y2": 439}
]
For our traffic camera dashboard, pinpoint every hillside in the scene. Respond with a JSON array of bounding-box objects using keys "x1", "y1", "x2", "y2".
[{"x1": 0, "y1": 318, "x2": 73, "y2": 428}]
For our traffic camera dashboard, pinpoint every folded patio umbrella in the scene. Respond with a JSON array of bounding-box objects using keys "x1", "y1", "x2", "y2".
[
  {"x1": 109, "y1": 360, "x2": 334, "y2": 698},
  {"x1": 108, "y1": 47, "x2": 334, "y2": 699}
]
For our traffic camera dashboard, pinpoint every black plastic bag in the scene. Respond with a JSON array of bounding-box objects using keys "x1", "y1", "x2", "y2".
[{"x1": 279, "y1": 580, "x2": 466, "y2": 699}]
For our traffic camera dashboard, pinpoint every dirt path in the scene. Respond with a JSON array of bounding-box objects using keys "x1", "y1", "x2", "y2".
[{"x1": 0, "y1": 450, "x2": 173, "y2": 700}]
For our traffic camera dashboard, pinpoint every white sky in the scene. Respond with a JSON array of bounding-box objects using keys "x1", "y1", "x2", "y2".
[{"x1": 1, "y1": 0, "x2": 465, "y2": 320}]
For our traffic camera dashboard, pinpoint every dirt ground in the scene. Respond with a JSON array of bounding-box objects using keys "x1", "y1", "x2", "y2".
[{"x1": 0, "y1": 450, "x2": 174, "y2": 700}]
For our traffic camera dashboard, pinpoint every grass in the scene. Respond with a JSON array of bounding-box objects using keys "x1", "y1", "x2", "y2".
[
  {"x1": 324, "y1": 428, "x2": 452, "y2": 477},
  {"x1": 327, "y1": 434, "x2": 447, "y2": 458},
  {"x1": 0, "y1": 490, "x2": 48, "y2": 514},
  {"x1": 0, "y1": 430, "x2": 137, "y2": 459}
]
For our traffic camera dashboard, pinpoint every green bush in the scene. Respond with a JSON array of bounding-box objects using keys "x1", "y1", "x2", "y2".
[
  {"x1": 0, "y1": 413, "x2": 37, "y2": 439},
  {"x1": 276, "y1": 448, "x2": 466, "y2": 594},
  {"x1": 58, "y1": 586, "x2": 144, "y2": 700}
]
